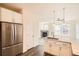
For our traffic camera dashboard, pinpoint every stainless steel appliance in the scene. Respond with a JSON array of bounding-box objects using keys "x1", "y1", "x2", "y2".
[{"x1": 0, "y1": 22, "x2": 23, "y2": 56}]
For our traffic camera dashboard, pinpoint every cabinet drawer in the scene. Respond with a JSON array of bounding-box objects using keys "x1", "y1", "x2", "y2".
[
  {"x1": 62, "y1": 43, "x2": 70, "y2": 48},
  {"x1": 2, "y1": 43, "x2": 23, "y2": 56}
]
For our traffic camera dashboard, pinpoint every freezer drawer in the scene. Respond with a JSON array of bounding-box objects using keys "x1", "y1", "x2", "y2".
[
  {"x1": 2, "y1": 46, "x2": 15, "y2": 56},
  {"x1": 2, "y1": 43, "x2": 23, "y2": 56},
  {"x1": 14, "y1": 24, "x2": 23, "y2": 44},
  {"x1": 14, "y1": 43, "x2": 23, "y2": 55},
  {"x1": 2, "y1": 23, "x2": 14, "y2": 47}
]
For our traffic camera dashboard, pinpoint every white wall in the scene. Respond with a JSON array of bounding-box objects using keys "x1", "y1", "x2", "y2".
[
  {"x1": 22, "y1": 7, "x2": 40, "y2": 52},
  {"x1": 69, "y1": 19, "x2": 79, "y2": 55},
  {"x1": 23, "y1": 8, "x2": 33, "y2": 52}
]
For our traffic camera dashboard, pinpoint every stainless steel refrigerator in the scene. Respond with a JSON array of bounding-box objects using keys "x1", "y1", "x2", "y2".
[{"x1": 0, "y1": 22, "x2": 23, "y2": 56}]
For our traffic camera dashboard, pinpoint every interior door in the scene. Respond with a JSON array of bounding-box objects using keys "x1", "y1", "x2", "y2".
[
  {"x1": 14, "y1": 24, "x2": 23, "y2": 44},
  {"x1": 2, "y1": 22, "x2": 14, "y2": 47}
]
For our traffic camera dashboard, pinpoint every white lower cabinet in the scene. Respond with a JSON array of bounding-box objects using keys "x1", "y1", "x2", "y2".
[
  {"x1": 60, "y1": 43, "x2": 72, "y2": 56},
  {"x1": 44, "y1": 40, "x2": 51, "y2": 53},
  {"x1": 51, "y1": 44, "x2": 59, "y2": 55},
  {"x1": 44, "y1": 39, "x2": 72, "y2": 56}
]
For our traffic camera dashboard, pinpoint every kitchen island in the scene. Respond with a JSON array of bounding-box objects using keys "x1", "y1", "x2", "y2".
[{"x1": 44, "y1": 37, "x2": 73, "y2": 56}]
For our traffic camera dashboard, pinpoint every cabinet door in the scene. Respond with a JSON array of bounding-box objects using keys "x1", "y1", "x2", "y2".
[
  {"x1": 60, "y1": 43, "x2": 72, "y2": 56},
  {"x1": 13, "y1": 12, "x2": 22, "y2": 24},
  {"x1": 44, "y1": 40, "x2": 51, "y2": 53},
  {"x1": 0, "y1": 8, "x2": 13, "y2": 22},
  {"x1": 51, "y1": 41, "x2": 60, "y2": 56},
  {"x1": 14, "y1": 24, "x2": 23, "y2": 44}
]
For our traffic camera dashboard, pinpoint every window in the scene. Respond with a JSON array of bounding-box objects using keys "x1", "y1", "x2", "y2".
[
  {"x1": 53, "y1": 23, "x2": 70, "y2": 40},
  {"x1": 76, "y1": 24, "x2": 79, "y2": 41}
]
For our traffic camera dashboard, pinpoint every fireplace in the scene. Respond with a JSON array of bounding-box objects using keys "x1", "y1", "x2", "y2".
[{"x1": 41, "y1": 31, "x2": 48, "y2": 38}]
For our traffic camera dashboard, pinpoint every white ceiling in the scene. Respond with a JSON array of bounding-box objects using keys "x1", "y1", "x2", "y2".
[
  {"x1": 6, "y1": 3, "x2": 79, "y2": 8},
  {"x1": 6, "y1": 3, "x2": 79, "y2": 22}
]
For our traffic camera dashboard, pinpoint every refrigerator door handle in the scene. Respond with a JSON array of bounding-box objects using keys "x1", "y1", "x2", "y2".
[
  {"x1": 14, "y1": 24, "x2": 17, "y2": 44},
  {"x1": 12, "y1": 24, "x2": 15, "y2": 44}
]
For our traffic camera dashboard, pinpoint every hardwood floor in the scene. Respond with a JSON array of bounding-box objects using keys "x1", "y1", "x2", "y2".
[
  {"x1": 21, "y1": 45, "x2": 55, "y2": 56},
  {"x1": 21, "y1": 45, "x2": 44, "y2": 56},
  {"x1": 20, "y1": 45, "x2": 79, "y2": 56}
]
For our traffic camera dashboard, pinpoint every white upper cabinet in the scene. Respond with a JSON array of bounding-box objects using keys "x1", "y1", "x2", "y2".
[
  {"x1": 0, "y1": 7, "x2": 22, "y2": 24},
  {"x1": 0, "y1": 8, "x2": 13, "y2": 22},
  {"x1": 13, "y1": 12, "x2": 22, "y2": 24}
]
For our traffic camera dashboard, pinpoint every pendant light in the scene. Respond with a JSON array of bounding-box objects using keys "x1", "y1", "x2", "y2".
[
  {"x1": 53, "y1": 10, "x2": 55, "y2": 24},
  {"x1": 63, "y1": 8, "x2": 65, "y2": 23},
  {"x1": 56, "y1": 8, "x2": 65, "y2": 23}
]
